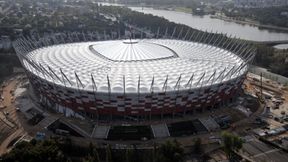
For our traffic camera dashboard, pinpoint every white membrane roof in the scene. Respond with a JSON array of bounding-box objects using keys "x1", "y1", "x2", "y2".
[
  {"x1": 24, "y1": 39, "x2": 246, "y2": 93},
  {"x1": 91, "y1": 39, "x2": 177, "y2": 61}
]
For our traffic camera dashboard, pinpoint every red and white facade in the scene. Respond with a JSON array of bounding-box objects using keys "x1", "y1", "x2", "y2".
[{"x1": 13, "y1": 33, "x2": 254, "y2": 120}]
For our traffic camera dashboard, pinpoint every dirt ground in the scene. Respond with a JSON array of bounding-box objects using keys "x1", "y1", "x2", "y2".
[{"x1": 0, "y1": 75, "x2": 33, "y2": 155}]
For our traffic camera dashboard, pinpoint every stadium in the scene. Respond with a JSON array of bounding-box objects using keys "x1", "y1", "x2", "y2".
[{"x1": 13, "y1": 31, "x2": 255, "y2": 121}]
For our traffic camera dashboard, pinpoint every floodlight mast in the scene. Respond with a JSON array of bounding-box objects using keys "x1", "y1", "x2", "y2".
[
  {"x1": 171, "y1": 27, "x2": 177, "y2": 39},
  {"x1": 183, "y1": 29, "x2": 190, "y2": 40},
  {"x1": 156, "y1": 27, "x2": 160, "y2": 39},
  {"x1": 162, "y1": 75, "x2": 169, "y2": 93},
  {"x1": 186, "y1": 73, "x2": 194, "y2": 90},
  {"x1": 123, "y1": 75, "x2": 126, "y2": 95},
  {"x1": 177, "y1": 27, "x2": 183, "y2": 39},
  {"x1": 150, "y1": 76, "x2": 155, "y2": 93},
  {"x1": 164, "y1": 27, "x2": 168, "y2": 38},
  {"x1": 207, "y1": 31, "x2": 217, "y2": 45},
  {"x1": 138, "y1": 75, "x2": 141, "y2": 97},
  {"x1": 60, "y1": 69, "x2": 72, "y2": 86},
  {"x1": 91, "y1": 74, "x2": 99, "y2": 119},
  {"x1": 188, "y1": 30, "x2": 196, "y2": 41}
]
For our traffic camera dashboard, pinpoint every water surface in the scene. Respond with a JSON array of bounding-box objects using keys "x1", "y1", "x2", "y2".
[{"x1": 130, "y1": 7, "x2": 288, "y2": 42}]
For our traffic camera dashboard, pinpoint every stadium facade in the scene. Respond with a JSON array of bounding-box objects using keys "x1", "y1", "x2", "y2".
[{"x1": 13, "y1": 31, "x2": 255, "y2": 120}]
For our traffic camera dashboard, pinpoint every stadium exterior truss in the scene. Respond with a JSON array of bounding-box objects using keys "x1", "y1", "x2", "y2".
[{"x1": 13, "y1": 30, "x2": 255, "y2": 120}]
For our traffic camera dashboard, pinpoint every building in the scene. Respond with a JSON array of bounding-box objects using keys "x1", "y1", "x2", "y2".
[
  {"x1": 0, "y1": 36, "x2": 12, "y2": 50},
  {"x1": 13, "y1": 31, "x2": 255, "y2": 121},
  {"x1": 234, "y1": 0, "x2": 288, "y2": 8}
]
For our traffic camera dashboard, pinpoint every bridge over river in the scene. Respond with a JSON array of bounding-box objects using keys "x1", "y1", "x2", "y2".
[{"x1": 256, "y1": 40, "x2": 288, "y2": 46}]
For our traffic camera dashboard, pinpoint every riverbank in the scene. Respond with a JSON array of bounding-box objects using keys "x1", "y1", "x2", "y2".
[
  {"x1": 162, "y1": 6, "x2": 288, "y2": 33},
  {"x1": 100, "y1": 2, "x2": 288, "y2": 34},
  {"x1": 130, "y1": 6, "x2": 288, "y2": 41},
  {"x1": 210, "y1": 15, "x2": 288, "y2": 33},
  {"x1": 140, "y1": 5, "x2": 288, "y2": 33},
  {"x1": 249, "y1": 65, "x2": 288, "y2": 85}
]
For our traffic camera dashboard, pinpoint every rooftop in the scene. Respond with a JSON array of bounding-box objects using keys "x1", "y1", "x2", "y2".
[
  {"x1": 90, "y1": 39, "x2": 177, "y2": 61},
  {"x1": 24, "y1": 39, "x2": 246, "y2": 93}
]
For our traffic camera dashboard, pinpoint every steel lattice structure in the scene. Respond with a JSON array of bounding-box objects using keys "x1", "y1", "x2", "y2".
[{"x1": 13, "y1": 29, "x2": 255, "y2": 120}]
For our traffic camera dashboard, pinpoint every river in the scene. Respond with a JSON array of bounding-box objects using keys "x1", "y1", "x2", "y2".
[
  {"x1": 129, "y1": 7, "x2": 288, "y2": 42},
  {"x1": 98, "y1": 3, "x2": 288, "y2": 83}
]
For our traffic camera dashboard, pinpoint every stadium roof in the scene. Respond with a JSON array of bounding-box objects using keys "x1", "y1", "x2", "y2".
[
  {"x1": 91, "y1": 39, "x2": 177, "y2": 61},
  {"x1": 24, "y1": 39, "x2": 246, "y2": 93}
]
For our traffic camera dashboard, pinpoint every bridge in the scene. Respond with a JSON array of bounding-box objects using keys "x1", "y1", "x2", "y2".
[{"x1": 255, "y1": 40, "x2": 288, "y2": 46}]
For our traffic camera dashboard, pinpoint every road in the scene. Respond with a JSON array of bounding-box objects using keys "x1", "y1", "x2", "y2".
[
  {"x1": 241, "y1": 138, "x2": 288, "y2": 162},
  {"x1": 0, "y1": 76, "x2": 29, "y2": 155}
]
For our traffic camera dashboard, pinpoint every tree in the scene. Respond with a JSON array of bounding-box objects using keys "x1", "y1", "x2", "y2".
[
  {"x1": 88, "y1": 142, "x2": 95, "y2": 156},
  {"x1": 88, "y1": 142, "x2": 100, "y2": 162},
  {"x1": 125, "y1": 149, "x2": 134, "y2": 162},
  {"x1": 106, "y1": 144, "x2": 113, "y2": 162},
  {"x1": 152, "y1": 143, "x2": 158, "y2": 162},
  {"x1": 193, "y1": 138, "x2": 203, "y2": 155},
  {"x1": 93, "y1": 147, "x2": 101, "y2": 162},
  {"x1": 221, "y1": 131, "x2": 243, "y2": 160},
  {"x1": 1, "y1": 140, "x2": 66, "y2": 162},
  {"x1": 82, "y1": 155, "x2": 94, "y2": 162},
  {"x1": 156, "y1": 139, "x2": 184, "y2": 162}
]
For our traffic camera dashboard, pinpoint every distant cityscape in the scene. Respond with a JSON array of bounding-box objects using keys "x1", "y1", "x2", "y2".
[{"x1": 234, "y1": 0, "x2": 288, "y2": 8}]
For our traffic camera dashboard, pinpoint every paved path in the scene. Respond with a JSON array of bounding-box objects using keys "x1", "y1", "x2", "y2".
[
  {"x1": 0, "y1": 129, "x2": 25, "y2": 155},
  {"x1": 242, "y1": 138, "x2": 288, "y2": 162},
  {"x1": 0, "y1": 112, "x2": 15, "y2": 128},
  {"x1": 0, "y1": 76, "x2": 31, "y2": 155}
]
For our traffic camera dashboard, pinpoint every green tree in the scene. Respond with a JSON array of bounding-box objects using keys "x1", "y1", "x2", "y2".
[
  {"x1": 152, "y1": 143, "x2": 158, "y2": 162},
  {"x1": 125, "y1": 149, "x2": 134, "y2": 162},
  {"x1": 193, "y1": 138, "x2": 203, "y2": 154},
  {"x1": 106, "y1": 144, "x2": 113, "y2": 162},
  {"x1": 1, "y1": 140, "x2": 66, "y2": 162},
  {"x1": 82, "y1": 155, "x2": 94, "y2": 162},
  {"x1": 156, "y1": 139, "x2": 184, "y2": 162},
  {"x1": 88, "y1": 142, "x2": 100, "y2": 162},
  {"x1": 88, "y1": 142, "x2": 95, "y2": 156},
  {"x1": 93, "y1": 147, "x2": 101, "y2": 162},
  {"x1": 221, "y1": 131, "x2": 243, "y2": 160}
]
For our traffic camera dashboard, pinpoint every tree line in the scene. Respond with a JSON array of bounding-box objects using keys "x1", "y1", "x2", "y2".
[{"x1": 0, "y1": 131, "x2": 243, "y2": 162}]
